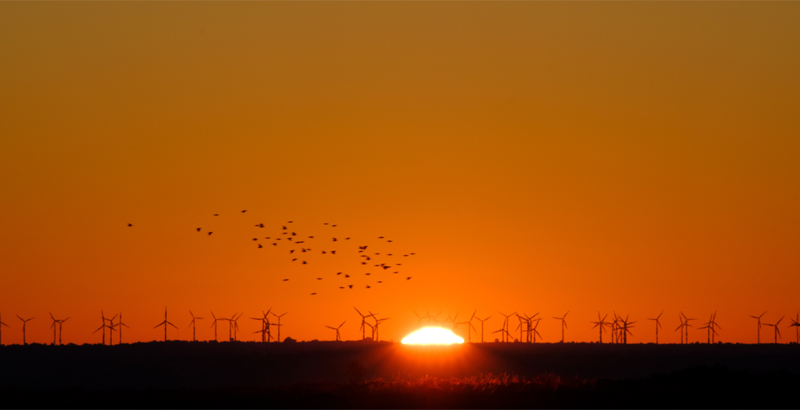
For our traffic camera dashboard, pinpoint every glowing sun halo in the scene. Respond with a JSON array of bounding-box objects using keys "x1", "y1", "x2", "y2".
[{"x1": 401, "y1": 327, "x2": 465, "y2": 345}]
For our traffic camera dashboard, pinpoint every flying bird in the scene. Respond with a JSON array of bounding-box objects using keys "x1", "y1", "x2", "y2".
[
  {"x1": 253, "y1": 238, "x2": 258, "y2": 241},
  {"x1": 283, "y1": 279, "x2": 289, "y2": 281},
  {"x1": 311, "y1": 293, "x2": 316, "y2": 295},
  {"x1": 302, "y1": 261, "x2": 307, "y2": 264},
  {"x1": 242, "y1": 210, "x2": 247, "y2": 213},
  {"x1": 331, "y1": 251, "x2": 336, "y2": 255},
  {"x1": 292, "y1": 258, "x2": 297, "y2": 262},
  {"x1": 348, "y1": 285, "x2": 353, "y2": 289},
  {"x1": 214, "y1": 214, "x2": 219, "y2": 216},
  {"x1": 196, "y1": 228, "x2": 201, "y2": 232},
  {"x1": 317, "y1": 278, "x2": 322, "y2": 280},
  {"x1": 208, "y1": 232, "x2": 213, "y2": 236},
  {"x1": 337, "y1": 272, "x2": 342, "y2": 275},
  {"x1": 128, "y1": 223, "x2": 133, "y2": 227},
  {"x1": 333, "y1": 238, "x2": 337, "y2": 242},
  {"x1": 366, "y1": 285, "x2": 371, "y2": 289},
  {"x1": 407, "y1": 277, "x2": 412, "y2": 280},
  {"x1": 258, "y1": 244, "x2": 262, "y2": 248},
  {"x1": 345, "y1": 274, "x2": 350, "y2": 278}
]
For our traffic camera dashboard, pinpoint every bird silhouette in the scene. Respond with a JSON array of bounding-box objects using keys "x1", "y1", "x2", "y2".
[
  {"x1": 302, "y1": 261, "x2": 307, "y2": 264},
  {"x1": 273, "y1": 243, "x2": 277, "y2": 246},
  {"x1": 214, "y1": 214, "x2": 219, "y2": 216},
  {"x1": 333, "y1": 238, "x2": 337, "y2": 241},
  {"x1": 331, "y1": 251, "x2": 336, "y2": 255},
  {"x1": 290, "y1": 250, "x2": 295, "y2": 254},
  {"x1": 253, "y1": 238, "x2": 258, "y2": 241},
  {"x1": 292, "y1": 258, "x2": 297, "y2": 262},
  {"x1": 311, "y1": 293, "x2": 316, "y2": 295},
  {"x1": 288, "y1": 221, "x2": 293, "y2": 223},
  {"x1": 258, "y1": 244, "x2": 262, "y2": 248},
  {"x1": 196, "y1": 228, "x2": 201, "y2": 232},
  {"x1": 208, "y1": 232, "x2": 213, "y2": 236},
  {"x1": 128, "y1": 223, "x2": 133, "y2": 227},
  {"x1": 242, "y1": 210, "x2": 246, "y2": 213},
  {"x1": 283, "y1": 279, "x2": 289, "y2": 281},
  {"x1": 348, "y1": 285, "x2": 353, "y2": 289},
  {"x1": 317, "y1": 278, "x2": 322, "y2": 280},
  {"x1": 345, "y1": 274, "x2": 350, "y2": 278},
  {"x1": 407, "y1": 277, "x2": 411, "y2": 280},
  {"x1": 337, "y1": 272, "x2": 342, "y2": 275},
  {"x1": 366, "y1": 285, "x2": 371, "y2": 289}
]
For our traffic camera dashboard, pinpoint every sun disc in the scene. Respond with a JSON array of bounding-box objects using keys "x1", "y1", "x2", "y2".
[{"x1": 401, "y1": 327, "x2": 465, "y2": 345}]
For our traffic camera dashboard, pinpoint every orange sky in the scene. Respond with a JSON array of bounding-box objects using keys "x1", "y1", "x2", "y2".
[{"x1": 1, "y1": 2, "x2": 799, "y2": 346}]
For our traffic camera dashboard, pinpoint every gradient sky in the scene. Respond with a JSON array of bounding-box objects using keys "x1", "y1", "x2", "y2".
[{"x1": 1, "y1": 2, "x2": 799, "y2": 345}]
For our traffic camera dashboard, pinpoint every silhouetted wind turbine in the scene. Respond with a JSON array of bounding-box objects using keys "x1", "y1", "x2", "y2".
[
  {"x1": 16, "y1": 315, "x2": 34, "y2": 345},
  {"x1": 326, "y1": 320, "x2": 346, "y2": 341},
  {"x1": 466, "y1": 310, "x2": 478, "y2": 343},
  {"x1": 210, "y1": 312, "x2": 220, "y2": 342},
  {"x1": 749, "y1": 311, "x2": 767, "y2": 344},
  {"x1": 475, "y1": 315, "x2": 492, "y2": 343},
  {"x1": 188, "y1": 311, "x2": 203, "y2": 342},
  {"x1": 553, "y1": 311, "x2": 569, "y2": 343},
  {"x1": 647, "y1": 311, "x2": 664, "y2": 344},
  {"x1": 681, "y1": 312, "x2": 696, "y2": 344},
  {"x1": 591, "y1": 313, "x2": 610, "y2": 344},
  {"x1": 498, "y1": 312, "x2": 516, "y2": 343},
  {"x1": 531, "y1": 318, "x2": 543, "y2": 343},
  {"x1": 618, "y1": 315, "x2": 635, "y2": 344},
  {"x1": 354, "y1": 308, "x2": 370, "y2": 340},
  {"x1": 48, "y1": 313, "x2": 69, "y2": 346},
  {"x1": 93, "y1": 311, "x2": 112, "y2": 345},
  {"x1": 116, "y1": 313, "x2": 129, "y2": 345},
  {"x1": 251, "y1": 309, "x2": 272, "y2": 342},
  {"x1": 789, "y1": 313, "x2": 800, "y2": 344},
  {"x1": 0, "y1": 312, "x2": 8, "y2": 345},
  {"x1": 154, "y1": 307, "x2": 178, "y2": 342},
  {"x1": 271, "y1": 311, "x2": 287, "y2": 343},
  {"x1": 372, "y1": 315, "x2": 390, "y2": 341},
  {"x1": 106, "y1": 313, "x2": 119, "y2": 345},
  {"x1": 764, "y1": 316, "x2": 784, "y2": 344},
  {"x1": 231, "y1": 313, "x2": 243, "y2": 341},
  {"x1": 674, "y1": 314, "x2": 686, "y2": 344}
]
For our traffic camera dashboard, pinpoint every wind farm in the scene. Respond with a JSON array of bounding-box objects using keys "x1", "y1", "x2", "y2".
[{"x1": 2, "y1": 0, "x2": 800, "y2": 407}]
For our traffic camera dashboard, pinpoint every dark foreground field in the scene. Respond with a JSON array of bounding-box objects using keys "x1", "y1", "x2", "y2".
[{"x1": 1, "y1": 341, "x2": 798, "y2": 408}]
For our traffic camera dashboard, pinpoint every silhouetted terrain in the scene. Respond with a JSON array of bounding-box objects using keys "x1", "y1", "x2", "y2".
[{"x1": 1, "y1": 342, "x2": 798, "y2": 408}]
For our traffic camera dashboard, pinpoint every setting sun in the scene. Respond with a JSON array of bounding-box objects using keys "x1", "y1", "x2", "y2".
[{"x1": 401, "y1": 327, "x2": 465, "y2": 345}]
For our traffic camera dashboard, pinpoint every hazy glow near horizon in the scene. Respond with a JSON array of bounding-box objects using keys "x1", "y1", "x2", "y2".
[{"x1": 402, "y1": 327, "x2": 465, "y2": 345}]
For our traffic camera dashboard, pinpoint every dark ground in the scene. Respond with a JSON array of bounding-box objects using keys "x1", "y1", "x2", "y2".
[{"x1": 1, "y1": 341, "x2": 798, "y2": 408}]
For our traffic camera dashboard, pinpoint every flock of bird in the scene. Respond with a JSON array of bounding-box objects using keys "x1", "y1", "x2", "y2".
[
  {"x1": 2, "y1": 309, "x2": 799, "y2": 346},
  {"x1": 128, "y1": 211, "x2": 418, "y2": 295}
]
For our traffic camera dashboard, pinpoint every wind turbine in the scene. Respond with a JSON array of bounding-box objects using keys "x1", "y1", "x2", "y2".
[
  {"x1": 465, "y1": 310, "x2": 478, "y2": 343},
  {"x1": 117, "y1": 313, "x2": 129, "y2": 345},
  {"x1": 373, "y1": 316, "x2": 390, "y2": 342},
  {"x1": 154, "y1": 307, "x2": 178, "y2": 342},
  {"x1": 749, "y1": 311, "x2": 767, "y2": 344},
  {"x1": 674, "y1": 314, "x2": 686, "y2": 344},
  {"x1": 531, "y1": 318, "x2": 543, "y2": 343},
  {"x1": 618, "y1": 315, "x2": 635, "y2": 344},
  {"x1": 789, "y1": 312, "x2": 800, "y2": 344},
  {"x1": 49, "y1": 313, "x2": 69, "y2": 345},
  {"x1": 250, "y1": 309, "x2": 272, "y2": 342},
  {"x1": 553, "y1": 311, "x2": 569, "y2": 343},
  {"x1": 271, "y1": 311, "x2": 288, "y2": 342},
  {"x1": 498, "y1": 312, "x2": 516, "y2": 343},
  {"x1": 354, "y1": 308, "x2": 370, "y2": 340},
  {"x1": 106, "y1": 313, "x2": 119, "y2": 345},
  {"x1": 326, "y1": 320, "x2": 346, "y2": 341},
  {"x1": 231, "y1": 313, "x2": 243, "y2": 341},
  {"x1": 210, "y1": 311, "x2": 220, "y2": 342},
  {"x1": 514, "y1": 314, "x2": 527, "y2": 342},
  {"x1": 591, "y1": 313, "x2": 610, "y2": 344},
  {"x1": 475, "y1": 315, "x2": 492, "y2": 343},
  {"x1": 764, "y1": 316, "x2": 784, "y2": 344},
  {"x1": 0, "y1": 312, "x2": 8, "y2": 345},
  {"x1": 645, "y1": 311, "x2": 663, "y2": 344},
  {"x1": 93, "y1": 311, "x2": 110, "y2": 345},
  {"x1": 16, "y1": 315, "x2": 34, "y2": 345},
  {"x1": 189, "y1": 310, "x2": 203, "y2": 342},
  {"x1": 680, "y1": 312, "x2": 696, "y2": 344}
]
